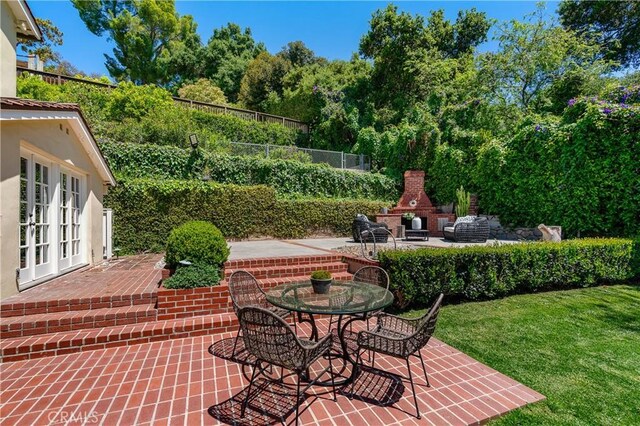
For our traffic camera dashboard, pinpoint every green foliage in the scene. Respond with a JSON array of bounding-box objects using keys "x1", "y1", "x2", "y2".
[
  {"x1": 99, "y1": 142, "x2": 398, "y2": 200},
  {"x1": 479, "y1": 4, "x2": 612, "y2": 111},
  {"x1": 16, "y1": 73, "x2": 63, "y2": 101},
  {"x1": 239, "y1": 52, "x2": 291, "y2": 110},
  {"x1": 559, "y1": 0, "x2": 640, "y2": 69},
  {"x1": 360, "y1": 4, "x2": 490, "y2": 115},
  {"x1": 475, "y1": 98, "x2": 640, "y2": 236},
  {"x1": 165, "y1": 220, "x2": 229, "y2": 268},
  {"x1": 103, "y1": 177, "x2": 388, "y2": 253},
  {"x1": 106, "y1": 81, "x2": 173, "y2": 121},
  {"x1": 71, "y1": 0, "x2": 200, "y2": 85},
  {"x1": 455, "y1": 186, "x2": 471, "y2": 217},
  {"x1": 204, "y1": 23, "x2": 265, "y2": 102},
  {"x1": 177, "y1": 79, "x2": 227, "y2": 104},
  {"x1": 378, "y1": 238, "x2": 636, "y2": 307},
  {"x1": 163, "y1": 264, "x2": 221, "y2": 289},
  {"x1": 310, "y1": 270, "x2": 332, "y2": 280}
]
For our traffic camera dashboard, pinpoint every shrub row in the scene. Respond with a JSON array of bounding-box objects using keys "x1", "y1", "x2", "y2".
[
  {"x1": 104, "y1": 178, "x2": 387, "y2": 253},
  {"x1": 378, "y1": 238, "x2": 638, "y2": 307},
  {"x1": 100, "y1": 142, "x2": 398, "y2": 200}
]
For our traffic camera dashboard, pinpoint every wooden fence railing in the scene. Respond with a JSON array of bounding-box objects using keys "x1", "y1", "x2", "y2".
[{"x1": 17, "y1": 67, "x2": 309, "y2": 133}]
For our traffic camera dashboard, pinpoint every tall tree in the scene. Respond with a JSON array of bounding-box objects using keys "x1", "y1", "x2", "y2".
[
  {"x1": 17, "y1": 18, "x2": 63, "y2": 64},
  {"x1": 277, "y1": 41, "x2": 316, "y2": 67},
  {"x1": 480, "y1": 5, "x2": 610, "y2": 111},
  {"x1": 72, "y1": 0, "x2": 199, "y2": 85},
  {"x1": 559, "y1": 0, "x2": 640, "y2": 69},
  {"x1": 238, "y1": 52, "x2": 290, "y2": 110},
  {"x1": 203, "y1": 23, "x2": 264, "y2": 102},
  {"x1": 359, "y1": 5, "x2": 490, "y2": 116}
]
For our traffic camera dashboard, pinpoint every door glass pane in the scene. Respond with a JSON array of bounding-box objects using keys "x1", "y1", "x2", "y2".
[
  {"x1": 20, "y1": 157, "x2": 27, "y2": 178},
  {"x1": 20, "y1": 248, "x2": 27, "y2": 269}
]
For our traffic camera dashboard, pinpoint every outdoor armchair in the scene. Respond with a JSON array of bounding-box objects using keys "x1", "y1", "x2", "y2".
[
  {"x1": 238, "y1": 306, "x2": 335, "y2": 426},
  {"x1": 352, "y1": 214, "x2": 389, "y2": 243},
  {"x1": 443, "y1": 216, "x2": 489, "y2": 243},
  {"x1": 356, "y1": 293, "x2": 444, "y2": 419},
  {"x1": 228, "y1": 270, "x2": 294, "y2": 354}
]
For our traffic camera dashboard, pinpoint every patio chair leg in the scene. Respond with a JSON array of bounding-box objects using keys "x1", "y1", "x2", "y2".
[
  {"x1": 371, "y1": 350, "x2": 376, "y2": 368},
  {"x1": 241, "y1": 361, "x2": 259, "y2": 417},
  {"x1": 294, "y1": 374, "x2": 302, "y2": 426},
  {"x1": 324, "y1": 353, "x2": 336, "y2": 401},
  {"x1": 406, "y1": 359, "x2": 421, "y2": 419},
  {"x1": 417, "y1": 351, "x2": 430, "y2": 387},
  {"x1": 232, "y1": 332, "x2": 241, "y2": 356}
]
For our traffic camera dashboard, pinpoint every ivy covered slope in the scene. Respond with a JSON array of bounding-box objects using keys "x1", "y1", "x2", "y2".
[
  {"x1": 475, "y1": 96, "x2": 640, "y2": 237},
  {"x1": 104, "y1": 179, "x2": 387, "y2": 253},
  {"x1": 100, "y1": 142, "x2": 398, "y2": 200}
]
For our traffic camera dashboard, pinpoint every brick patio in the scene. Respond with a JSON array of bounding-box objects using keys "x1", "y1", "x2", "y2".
[
  {"x1": 0, "y1": 253, "x2": 544, "y2": 424},
  {"x1": 0, "y1": 317, "x2": 544, "y2": 426}
]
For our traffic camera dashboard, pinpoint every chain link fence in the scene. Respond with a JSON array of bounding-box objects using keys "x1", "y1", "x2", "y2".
[{"x1": 227, "y1": 142, "x2": 370, "y2": 171}]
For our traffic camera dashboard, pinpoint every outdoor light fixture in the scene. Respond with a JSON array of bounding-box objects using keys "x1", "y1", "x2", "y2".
[{"x1": 189, "y1": 134, "x2": 199, "y2": 149}]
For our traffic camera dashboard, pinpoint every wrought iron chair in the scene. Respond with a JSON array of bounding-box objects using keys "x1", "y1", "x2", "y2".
[
  {"x1": 328, "y1": 266, "x2": 390, "y2": 335},
  {"x1": 238, "y1": 306, "x2": 335, "y2": 426},
  {"x1": 228, "y1": 270, "x2": 294, "y2": 355},
  {"x1": 356, "y1": 293, "x2": 444, "y2": 419}
]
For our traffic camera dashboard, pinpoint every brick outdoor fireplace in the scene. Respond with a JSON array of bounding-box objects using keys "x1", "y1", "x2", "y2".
[{"x1": 376, "y1": 170, "x2": 456, "y2": 238}]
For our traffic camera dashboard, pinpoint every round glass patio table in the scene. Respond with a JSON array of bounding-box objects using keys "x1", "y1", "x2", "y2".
[{"x1": 265, "y1": 280, "x2": 394, "y2": 386}]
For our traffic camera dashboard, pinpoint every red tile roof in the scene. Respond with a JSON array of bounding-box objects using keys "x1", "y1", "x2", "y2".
[{"x1": 0, "y1": 97, "x2": 80, "y2": 111}]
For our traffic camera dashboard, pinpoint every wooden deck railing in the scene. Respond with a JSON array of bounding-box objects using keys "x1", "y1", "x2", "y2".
[{"x1": 16, "y1": 67, "x2": 309, "y2": 133}]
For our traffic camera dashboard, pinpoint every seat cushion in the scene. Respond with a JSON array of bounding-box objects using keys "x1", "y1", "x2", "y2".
[
  {"x1": 443, "y1": 226, "x2": 455, "y2": 232},
  {"x1": 453, "y1": 215, "x2": 475, "y2": 226}
]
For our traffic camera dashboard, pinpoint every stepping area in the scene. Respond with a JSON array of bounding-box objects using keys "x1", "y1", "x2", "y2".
[{"x1": 0, "y1": 249, "x2": 544, "y2": 425}]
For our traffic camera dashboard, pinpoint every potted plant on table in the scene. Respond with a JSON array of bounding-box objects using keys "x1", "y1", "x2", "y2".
[{"x1": 310, "y1": 270, "x2": 333, "y2": 294}]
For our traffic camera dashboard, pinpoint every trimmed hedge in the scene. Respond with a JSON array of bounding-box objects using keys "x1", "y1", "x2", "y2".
[
  {"x1": 378, "y1": 239, "x2": 638, "y2": 308},
  {"x1": 104, "y1": 178, "x2": 387, "y2": 253},
  {"x1": 163, "y1": 264, "x2": 221, "y2": 289},
  {"x1": 99, "y1": 142, "x2": 398, "y2": 200}
]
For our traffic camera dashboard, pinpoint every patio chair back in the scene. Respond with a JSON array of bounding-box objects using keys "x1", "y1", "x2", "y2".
[
  {"x1": 352, "y1": 266, "x2": 390, "y2": 290},
  {"x1": 406, "y1": 293, "x2": 444, "y2": 355},
  {"x1": 237, "y1": 306, "x2": 305, "y2": 371},
  {"x1": 228, "y1": 270, "x2": 269, "y2": 314}
]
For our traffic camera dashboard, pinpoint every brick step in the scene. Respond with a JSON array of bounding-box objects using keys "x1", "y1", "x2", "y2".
[
  {"x1": 0, "y1": 313, "x2": 239, "y2": 363},
  {"x1": 0, "y1": 292, "x2": 156, "y2": 318},
  {"x1": 224, "y1": 261, "x2": 348, "y2": 280},
  {"x1": 0, "y1": 304, "x2": 158, "y2": 339},
  {"x1": 224, "y1": 254, "x2": 344, "y2": 270}
]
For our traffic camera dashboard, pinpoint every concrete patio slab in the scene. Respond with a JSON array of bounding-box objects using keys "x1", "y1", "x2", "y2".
[{"x1": 229, "y1": 237, "x2": 520, "y2": 260}]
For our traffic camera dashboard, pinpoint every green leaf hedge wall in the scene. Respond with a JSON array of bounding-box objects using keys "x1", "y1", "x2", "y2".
[
  {"x1": 379, "y1": 238, "x2": 638, "y2": 307},
  {"x1": 104, "y1": 178, "x2": 388, "y2": 253}
]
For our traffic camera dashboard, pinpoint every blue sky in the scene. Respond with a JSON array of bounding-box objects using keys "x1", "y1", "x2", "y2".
[{"x1": 28, "y1": 1, "x2": 559, "y2": 77}]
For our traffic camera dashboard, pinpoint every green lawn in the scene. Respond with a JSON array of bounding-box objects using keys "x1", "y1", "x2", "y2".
[{"x1": 405, "y1": 285, "x2": 640, "y2": 425}]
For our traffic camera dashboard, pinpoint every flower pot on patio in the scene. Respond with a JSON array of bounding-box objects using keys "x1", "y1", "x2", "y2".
[{"x1": 310, "y1": 278, "x2": 332, "y2": 294}]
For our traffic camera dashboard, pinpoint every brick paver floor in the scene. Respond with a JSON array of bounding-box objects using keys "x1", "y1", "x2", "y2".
[
  {"x1": 0, "y1": 255, "x2": 163, "y2": 317},
  {"x1": 0, "y1": 318, "x2": 544, "y2": 425}
]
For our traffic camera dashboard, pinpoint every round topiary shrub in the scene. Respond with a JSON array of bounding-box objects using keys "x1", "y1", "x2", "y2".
[{"x1": 165, "y1": 221, "x2": 230, "y2": 268}]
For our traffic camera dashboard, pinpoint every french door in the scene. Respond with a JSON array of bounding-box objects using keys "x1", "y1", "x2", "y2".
[
  {"x1": 19, "y1": 152, "x2": 85, "y2": 289},
  {"x1": 19, "y1": 155, "x2": 53, "y2": 286},
  {"x1": 58, "y1": 171, "x2": 83, "y2": 270}
]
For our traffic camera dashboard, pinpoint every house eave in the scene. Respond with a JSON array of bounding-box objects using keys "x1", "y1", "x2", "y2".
[{"x1": 1, "y1": 110, "x2": 117, "y2": 187}]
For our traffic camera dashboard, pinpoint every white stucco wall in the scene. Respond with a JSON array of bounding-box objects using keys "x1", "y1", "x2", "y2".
[
  {"x1": 0, "y1": 119, "x2": 106, "y2": 299},
  {"x1": 1, "y1": 0, "x2": 17, "y2": 97}
]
